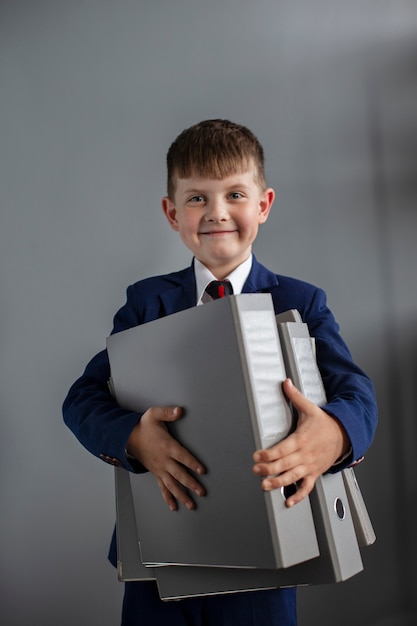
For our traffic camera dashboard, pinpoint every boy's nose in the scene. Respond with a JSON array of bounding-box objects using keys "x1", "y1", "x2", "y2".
[{"x1": 205, "y1": 198, "x2": 229, "y2": 221}]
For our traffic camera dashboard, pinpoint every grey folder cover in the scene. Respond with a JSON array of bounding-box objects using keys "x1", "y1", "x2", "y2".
[
  {"x1": 108, "y1": 293, "x2": 319, "y2": 571},
  {"x1": 114, "y1": 466, "x2": 155, "y2": 583},
  {"x1": 276, "y1": 310, "x2": 366, "y2": 582}
]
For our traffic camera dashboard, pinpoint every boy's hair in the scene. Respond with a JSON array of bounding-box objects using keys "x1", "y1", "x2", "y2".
[{"x1": 166, "y1": 119, "x2": 266, "y2": 198}]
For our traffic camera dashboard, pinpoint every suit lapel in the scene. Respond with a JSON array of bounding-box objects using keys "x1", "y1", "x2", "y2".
[
  {"x1": 159, "y1": 265, "x2": 197, "y2": 316},
  {"x1": 157, "y1": 257, "x2": 280, "y2": 316},
  {"x1": 242, "y1": 256, "x2": 279, "y2": 293}
]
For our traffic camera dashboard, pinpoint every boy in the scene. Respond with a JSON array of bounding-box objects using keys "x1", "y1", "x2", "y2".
[{"x1": 63, "y1": 119, "x2": 377, "y2": 626}]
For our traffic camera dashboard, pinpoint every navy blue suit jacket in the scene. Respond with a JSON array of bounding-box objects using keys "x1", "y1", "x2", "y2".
[{"x1": 63, "y1": 256, "x2": 377, "y2": 568}]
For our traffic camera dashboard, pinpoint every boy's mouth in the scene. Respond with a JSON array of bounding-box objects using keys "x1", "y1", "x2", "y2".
[{"x1": 200, "y1": 229, "x2": 237, "y2": 236}]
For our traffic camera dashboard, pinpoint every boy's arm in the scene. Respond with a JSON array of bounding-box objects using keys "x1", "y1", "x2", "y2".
[
  {"x1": 63, "y1": 283, "x2": 206, "y2": 508},
  {"x1": 63, "y1": 284, "x2": 148, "y2": 471},
  {"x1": 273, "y1": 279, "x2": 377, "y2": 465},
  {"x1": 63, "y1": 283, "x2": 158, "y2": 471},
  {"x1": 254, "y1": 281, "x2": 378, "y2": 506},
  {"x1": 63, "y1": 354, "x2": 206, "y2": 508},
  {"x1": 62, "y1": 348, "x2": 146, "y2": 472}
]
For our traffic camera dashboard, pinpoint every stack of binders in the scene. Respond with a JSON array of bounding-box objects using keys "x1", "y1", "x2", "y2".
[{"x1": 106, "y1": 294, "x2": 375, "y2": 601}]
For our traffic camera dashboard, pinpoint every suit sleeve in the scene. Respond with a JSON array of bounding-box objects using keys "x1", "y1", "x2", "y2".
[
  {"x1": 301, "y1": 286, "x2": 377, "y2": 469},
  {"x1": 62, "y1": 285, "x2": 147, "y2": 472}
]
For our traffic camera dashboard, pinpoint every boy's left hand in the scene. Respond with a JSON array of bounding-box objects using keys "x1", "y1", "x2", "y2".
[{"x1": 252, "y1": 378, "x2": 350, "y2": 507}]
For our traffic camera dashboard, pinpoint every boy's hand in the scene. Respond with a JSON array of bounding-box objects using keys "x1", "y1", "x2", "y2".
[
  {"x1": 252, "y1": 379, "x2": 350, "y2": 507},
  {"x1": 126, "y1": 406, "x2": 206, "y2": 511}
]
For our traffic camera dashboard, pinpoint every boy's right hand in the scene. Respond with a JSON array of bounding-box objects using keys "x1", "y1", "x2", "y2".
[{"x1": 126, "y1": 406, "x2": 206, "y2": 511}]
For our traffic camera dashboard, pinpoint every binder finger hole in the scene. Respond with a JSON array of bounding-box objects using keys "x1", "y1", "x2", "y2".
[
  {"x1": 281, "y1": 482, "x2": 298, "y2": 501},
  {"x1": 334, "y1": 497, "x2": 346, "y2": 520}
]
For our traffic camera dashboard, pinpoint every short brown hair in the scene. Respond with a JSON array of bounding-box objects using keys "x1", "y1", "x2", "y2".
[{"x1": 166, "y1": 119, "x2": 266, "y2": 198}]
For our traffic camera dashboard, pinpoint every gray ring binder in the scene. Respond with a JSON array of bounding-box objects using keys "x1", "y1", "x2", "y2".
[{"x1": 109, "y1": 297, "x2": 375, "y2": 599}]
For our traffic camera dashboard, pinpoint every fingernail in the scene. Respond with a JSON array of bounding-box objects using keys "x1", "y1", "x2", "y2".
[
  {"x1": 253, "y1": 452, "x2": 261, "y2": 463},
  {"x1": 263, "y1": 479, "x2": 272, "y2": 491}
]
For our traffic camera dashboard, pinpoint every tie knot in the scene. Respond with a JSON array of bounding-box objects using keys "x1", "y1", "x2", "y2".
[{"x1": 205, "y1": 280, "x2": 233, "y2": 299}]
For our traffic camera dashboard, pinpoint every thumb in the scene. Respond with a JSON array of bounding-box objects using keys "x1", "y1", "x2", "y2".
[
  {"x1": 156, "y1": 406, "x2": 183, "y2": 423},
  {"x1": 282, "y1": 378, "x2": 313, "y2": 413}
]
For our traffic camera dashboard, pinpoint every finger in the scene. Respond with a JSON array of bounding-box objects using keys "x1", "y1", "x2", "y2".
[
  {"x1": 168, "y1": 460, "x2": 206, "y2": 498},
  {"x1": 253, "y1": 434, "x2": 297, "y2": 464},
  {"x1": 284, "y1": 476, "x2": 316, "y2": 507},
  {"x1": 261, "y1": 473, "x2": 316, "y2": 508},
  {"x1": 150, "y1": 405, "x2": 183, "y2": 423},
  {"x1": 282, "y1": 378, "x2": 315, "y2": 413},
  {"x1": 260, "y1": 462, "x2": 306, "y2": 490},
  {"x1": 173, "y1": 444, "x2": 206, "y2": 476},
  {"x1": 253, "y1": 452, "x2": 301, "y2": 478},
  {"x1": 149, "y1": 407, "x2": 206, "y2": 475},
  {"x1": 159, "y1": 473, "x2": 197, "y2": 511},
  {"x1": 156, "y1": 477, "x2": 178, "y2": 511}
]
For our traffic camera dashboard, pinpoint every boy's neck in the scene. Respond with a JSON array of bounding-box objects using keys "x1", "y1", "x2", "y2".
[{"x1": 196, "y1": 254, "x2": 252, "y2": 282}]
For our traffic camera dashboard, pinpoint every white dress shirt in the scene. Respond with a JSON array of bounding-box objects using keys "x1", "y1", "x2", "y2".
[{"x1": 194, "y1": 255, "x2": 253, "y2": 305}]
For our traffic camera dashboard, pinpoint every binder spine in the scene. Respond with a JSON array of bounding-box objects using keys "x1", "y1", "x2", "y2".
[
  {"x1": 233, "y1": 299, "x2": 320, "y2": 569},
  {"x1": 312, "y1": 472, "x2": 364, "y2": 582},
  {"x1": 237, "y1": 307, "x2": 293, "y2": 449},
  {"x1": 277, "y1": 322, "x2": 326, "y2": 406},
  {"x1": 342, "y1": 467, "x2": 376, "y2": 547}
]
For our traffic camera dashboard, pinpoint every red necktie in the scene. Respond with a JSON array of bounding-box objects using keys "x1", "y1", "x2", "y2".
[{"x1": 205, "y1": 280, "x2": 233, "y2": 299}]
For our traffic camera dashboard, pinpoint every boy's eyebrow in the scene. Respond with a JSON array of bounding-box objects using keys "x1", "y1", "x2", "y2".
[
  {"x1": 181, "y1": 182, "x2": 252, "y2": 195},
  {"x1": 181, "y1": 187, "x2": 206, "y2": 195}
]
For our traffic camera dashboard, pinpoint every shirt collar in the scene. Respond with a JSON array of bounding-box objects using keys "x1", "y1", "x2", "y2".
[{"x1": 195, "y1": 255, "x2": 253, "y2": 305}]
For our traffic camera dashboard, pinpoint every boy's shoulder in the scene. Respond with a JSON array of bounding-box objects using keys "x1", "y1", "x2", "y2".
[
  {"x1": 122, "y1": 265, "x2": 197, "y2": 323},
  {"x1": 247, "y1": 258, "x2": 323, "y2": 297},
  {"x1": 130, "y1": 265, "x2": 195, "y2": 292},
  {"x1": 271, "y1": 272, "x2": 322, "y2": 295},
  {"x1": 246, "y1": 259, "x2": 327, "y2": 319}
]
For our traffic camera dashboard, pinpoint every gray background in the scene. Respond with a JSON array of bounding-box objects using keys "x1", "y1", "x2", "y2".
[{"x1": 1, "y1": 1, "x2": 416, "y2": 625}]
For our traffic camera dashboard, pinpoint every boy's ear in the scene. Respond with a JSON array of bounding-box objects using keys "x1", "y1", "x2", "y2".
[
  {"x1": 258, "y1": 187, "x2": 275, "y2": 224},
  {"x1": 161, "y1": 196, "x2": 179, "y2": 231}
]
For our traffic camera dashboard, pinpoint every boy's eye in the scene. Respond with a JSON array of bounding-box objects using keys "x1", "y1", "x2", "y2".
[
  {"x1": 229, "y1": 192, "x2": 243, "y2": 199},
  {"x1": 188, "y1": 195, "x2": 205, "y2": 203}
]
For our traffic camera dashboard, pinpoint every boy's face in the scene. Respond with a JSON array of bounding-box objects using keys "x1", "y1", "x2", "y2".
[{"x1": 162, "y1": 166, "x2": 275, "y2": 279}]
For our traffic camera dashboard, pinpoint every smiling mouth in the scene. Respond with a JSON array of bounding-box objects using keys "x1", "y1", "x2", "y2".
[{"x1": 200, "y1": 230, "x2": 236, "y2": 235}]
